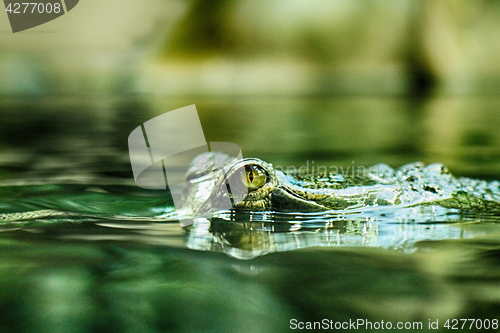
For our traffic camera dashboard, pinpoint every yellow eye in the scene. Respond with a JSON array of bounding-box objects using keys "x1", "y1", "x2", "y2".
[{"x1": 242, "y1": 165, "x2": 268, "y2": 191}]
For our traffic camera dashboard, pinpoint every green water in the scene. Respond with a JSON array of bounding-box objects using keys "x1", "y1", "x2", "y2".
[{"x1": 0, "y1": 96, "x2": 500, "y2": 332}]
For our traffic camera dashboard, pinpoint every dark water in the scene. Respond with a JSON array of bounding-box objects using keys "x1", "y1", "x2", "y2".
[{"x1": 0, "y1": 96, "x2": 500, "y2": 332}]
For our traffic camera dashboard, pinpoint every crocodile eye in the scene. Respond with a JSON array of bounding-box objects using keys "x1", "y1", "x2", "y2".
[{"x1": 242, "y1": 165, "x2": 268, "y2": 191}]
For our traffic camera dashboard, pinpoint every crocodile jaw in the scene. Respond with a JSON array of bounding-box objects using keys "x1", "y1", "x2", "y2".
[{"x1": 270, "y1": 186, "x2": 328, "y2": 212}]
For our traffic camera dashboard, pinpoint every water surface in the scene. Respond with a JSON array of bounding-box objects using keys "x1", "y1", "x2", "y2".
[{"x1": 0, "y1": 96, "x2": 499, "y2": 332}]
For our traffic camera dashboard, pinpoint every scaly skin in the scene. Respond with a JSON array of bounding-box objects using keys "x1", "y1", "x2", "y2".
[{"x1": 182, "y1": 153, "x2": 500, "y2": 217}]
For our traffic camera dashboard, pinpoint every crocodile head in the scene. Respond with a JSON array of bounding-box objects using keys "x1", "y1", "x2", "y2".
[
  {"x1": 181, "y1": 152, "x2": 402, "y2": 217},
  {"x1": 179, "y1": 152, "x2": 500, "y2": 219}
]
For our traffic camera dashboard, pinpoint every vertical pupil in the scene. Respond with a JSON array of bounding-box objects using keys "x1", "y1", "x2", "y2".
[{"x1": 248, "y1": 170, "x2": 254, "y2": 183}]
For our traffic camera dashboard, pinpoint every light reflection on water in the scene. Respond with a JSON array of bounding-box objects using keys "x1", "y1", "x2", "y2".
[
  {"x1": 0, "y1": 185, "x2": 490, "y2": 260},
  {"x1": 1, "y1": 200, "x2": 499, "y2": 331},
  {"x1": 182, "y1": 206, "x2": 486, "y2": 259}
]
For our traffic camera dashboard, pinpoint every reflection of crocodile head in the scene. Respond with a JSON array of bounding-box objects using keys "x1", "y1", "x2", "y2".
[
  {"x1": 184, "y1": 218, "x2": 380, "y2": 259},
  {"x1": 181, "y1": 152, "x2": 500, "y2": 218}
]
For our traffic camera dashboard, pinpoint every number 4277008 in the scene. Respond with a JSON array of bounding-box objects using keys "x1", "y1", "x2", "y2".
[
  {"x1": 5, "y1": 2, "x2": 62, "y2": 14},
  {"x1": 444, "y1": 319, "x2": 498, "y2": 330}
]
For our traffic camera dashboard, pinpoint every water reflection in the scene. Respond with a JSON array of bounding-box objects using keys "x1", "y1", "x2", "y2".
[
  {"x1": 0, "y1": 201, "x2": 485, "y2": 261},
  {"x1": 0, "y1": 182, "x2": 493, "y2": 260},
  {"x1": 183, "y1": 208, "x2": 482, "y2": 259}
]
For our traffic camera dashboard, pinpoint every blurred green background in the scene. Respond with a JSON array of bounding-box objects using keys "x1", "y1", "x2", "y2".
[{"x1": 1, "y1": 0, "x2": 499, "y2": 181}]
